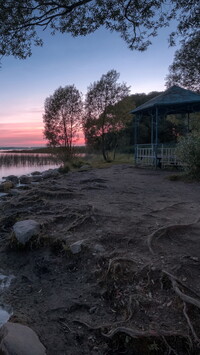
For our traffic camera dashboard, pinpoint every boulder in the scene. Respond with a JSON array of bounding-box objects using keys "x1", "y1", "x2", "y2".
[
  {"x1": 1, "y1": 181, "x2": 14, "y2": 192},
  {"x1": 42, "y1": 169, "x2": 60, "y2": 179},
  {"x1": 31, "y1": 171, "x2": 42, "y2": 176},
  {"x1": 31, "y1": 175, "x2": 43, "y2": 182},
  {"x1": 13, "y1": 220, "x2": 40, "y2": 245},
  {"x1": 0, "y1": 322, "x2": 46, "y2": 355},
  {"x1": 9, "y1": 189, "x2": 21, "y2": 196},
  {"x1": 19, "y1": 175, "x2": 32, "y2": 184},
  {"x1": 3, "y1": 175, "x2": 19, "y2": 185},
  {"x1": 0, "y1": 193, "x2": 8, "y2": 198}
]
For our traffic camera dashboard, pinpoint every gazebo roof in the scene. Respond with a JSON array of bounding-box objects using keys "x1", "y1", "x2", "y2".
[{"x1": 131, "y1": 85, "x2": 200, "y2": 115}]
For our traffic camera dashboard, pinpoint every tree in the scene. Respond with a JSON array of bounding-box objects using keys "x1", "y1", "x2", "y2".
[
  {"x1": 166, "y1": 33, "x2": 200, "y2": 92},
  {"x1": 43, "y1": 85, "x2": 83, "y2": 155},
  {"x1": 0, "y1": 1, "x2": 199, "y2": 59},
  {"x1": 84, "y1": 70, "x2": 130, "y2": 161}
]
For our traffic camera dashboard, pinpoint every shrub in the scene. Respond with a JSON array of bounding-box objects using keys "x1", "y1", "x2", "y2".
[
  {"x1": 176, "y1": 134, "x2": 200, "y2": 179},
  {"x1": 58, "y1": 164, "x2": 71, "y2": 174}
]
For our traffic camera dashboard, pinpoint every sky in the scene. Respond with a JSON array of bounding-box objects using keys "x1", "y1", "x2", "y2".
[{"x1": 0, "y1": 25, "x2": 178, "y2": 147}]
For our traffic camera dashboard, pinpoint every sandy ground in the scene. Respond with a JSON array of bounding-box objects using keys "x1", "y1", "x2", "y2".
[{"x1": 0, "y1": 164, "x2": 200, "y2": 354}]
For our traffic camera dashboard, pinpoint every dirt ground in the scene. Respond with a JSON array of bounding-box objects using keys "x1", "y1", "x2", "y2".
[{"x1": 0, "y1": 164, "x2": 200, "y2": 354}]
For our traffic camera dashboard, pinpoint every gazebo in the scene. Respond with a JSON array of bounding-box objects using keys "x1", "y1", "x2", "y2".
[{"x1": 131, "y1": 85, "x2": 200, "y2": 167}]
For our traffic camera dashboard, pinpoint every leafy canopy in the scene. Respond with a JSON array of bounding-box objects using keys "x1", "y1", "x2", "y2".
[
  {"x1": 166, "y1": 33, "x2": 200, "y2": 92},
  {"x1": 0, "y1": 0, "x2": 199, "y2": 58},
  {"x1": 84, "y1": 69, "x2": 130, "y2": 160},
  {"x1": 43, "y1": 85, "x2": 83, "y2": 150}
]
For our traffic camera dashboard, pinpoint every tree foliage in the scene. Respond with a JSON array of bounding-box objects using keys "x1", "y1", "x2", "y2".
[
  {"x1": 166, "y1": 33, "x2": 200, "y2": 92},
  {"x1": 43, "y1": 85, "x2": 82, "y2": 153},
  {"x1": 176, "y1": 133, "x2": 200, "y2": 179},
  {"x1": 84, "y1": 69, "x2": 130, "y2": 161},
  {"x1": 0, "y1": 1, "x2": 199, "y2": 59}
]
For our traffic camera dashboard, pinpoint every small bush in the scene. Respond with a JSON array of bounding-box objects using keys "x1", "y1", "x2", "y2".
[
  {"x1": 71, "y1": 159, "x2": 84, "y2": 168},
  {"x1": 58, "y1": 164, "x2": 71, "y2": 174},
  {"x1": 176, "y1": 134, "x2": 200, "y2": 179}
]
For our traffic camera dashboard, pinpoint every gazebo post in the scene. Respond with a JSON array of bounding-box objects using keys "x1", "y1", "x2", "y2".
[
  {"x1": 134, "y1": 114, "x2": 140, "y2": 164},
  {"x1": 151, "y1": 113, "x2": 154, "y2": 145},
  {"x1": 154, "y1": 106, "x2": 159, "y2": 167},
  {"x1": 155, "y1": 106, "x2": 159, "y2": 146}
]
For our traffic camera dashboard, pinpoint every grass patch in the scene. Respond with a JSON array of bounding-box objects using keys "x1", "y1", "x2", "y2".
[{"x1": 85, "y1": 153, "x2": 134, "y2": 169}]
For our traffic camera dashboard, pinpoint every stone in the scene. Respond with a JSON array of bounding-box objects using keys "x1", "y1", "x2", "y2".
[
  {"x1": 42, "y1": 169, "x2": 60, "y2": 179},
  {"x1": 70, "y1": 240, "x2": 85, "y2": 254},
  {"x1": 92, "y1": 244, "x2": 105, "y2": 253},
  {"x1": 19, "y1": 175, "x2": 32, "y2": 184},
  {"x1": 13, "y1": 220, "x2": 40, "y2": 245},
  {"x1": 31, "y1": 175, "x2": 43, "y2": 182},
  {"x1": 4, "y1": 175, "x2": 19, "y2": 185},
  {"x1": 31, "y1": 171, "x2": 42, "y2": 176},
  {"x1": 9, "y1": 189, "x2": 21, "y2": 196},
  {"x1": 1, "y1": 181, "x2": 14, "y2": 192},
  {"x1": 0, "y1": 193, "x2": 8, "y2": 198},
  {"x1": 0, "y1": 322, "x2": 46, "y2": 355}
]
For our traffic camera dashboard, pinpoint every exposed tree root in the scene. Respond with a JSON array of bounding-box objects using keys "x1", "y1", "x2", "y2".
[
  {"x1": 74, "y1": 319, "x2": 120, "y2": 331},
  {"x1": 147, "y1": 217, "x2": 200, "y2": 254},
  {"x1": 162, "y1": 270, "x2": 200, "y2": 345},
  {"x1": 170, "y1": 279, "x2": 200, "y2": 309},
  {"x1": 125, "y1": 295, "x2": 133, "y2": 321},
  {"x1": 183, "y1": 302, "x2": 200, "y2": 344},
  {"x1": 65, "y1": 214, "x2": 91, "y2": 232},
  {"x1": 162, "y1": 270, "x2": 200, "y2": 300},
  {"x1": 101, "y1": 326, "x2": 184, "y2": 339},
  {"x1": 161, "y1": 336, "x2": 179, "y2": 355}
]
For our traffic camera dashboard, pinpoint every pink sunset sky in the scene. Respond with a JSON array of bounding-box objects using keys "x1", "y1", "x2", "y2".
[{"x1": 0, "y1": 27, "x2": 177, "y2": 147}]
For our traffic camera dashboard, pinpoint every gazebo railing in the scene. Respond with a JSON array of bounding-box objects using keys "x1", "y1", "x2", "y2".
[{"x1": 135, "y1": 144, "x2": 181, "y2": 168}]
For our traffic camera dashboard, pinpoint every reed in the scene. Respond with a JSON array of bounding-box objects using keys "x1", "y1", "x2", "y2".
[{"x1": 0, "y1": 153, "x2": 57, "y2": 167}]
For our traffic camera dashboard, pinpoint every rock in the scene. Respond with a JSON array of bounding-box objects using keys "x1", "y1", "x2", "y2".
[
  {"x1": 0, "y1": 193, "x2": 8, "y2": 198},
  {"x1": 31, "y1": 171, "x2": 42, "y2": 176},
  {"x1": 13, "y1": 220, "x2": 40, "y2": 245},
  {"x1": 8, "y1": 189, "x2": 21, "y2": 196},
  {"x1": 70, "y1": 240, "x2": 85, "y2": 254},
  {"x1": 92, "y1": 244, "x2": 105, "y2": 253},
  {"x1": 19, "y1": 175, "x2": 32, "y2": 184},
  {"x1": 1, "y1": 181, "x2": 14, "y2": 192},
  {"x1": 42, "y1": 169, "x2": 60, "y2": 179},
  {"x1": 0, "y1": 322, "x2": 46, "y2": 355},
  {"x1": 31, "y1": 175, "x2": 43, "y2": 182},
  {"x1": 4, "y1": 175, "x2": 19, "y2": 185}
]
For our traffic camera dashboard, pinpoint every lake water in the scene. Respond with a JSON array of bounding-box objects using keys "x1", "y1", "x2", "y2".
[{"x1": 0, "y1": 152, "x2": 59, "y2": 182}]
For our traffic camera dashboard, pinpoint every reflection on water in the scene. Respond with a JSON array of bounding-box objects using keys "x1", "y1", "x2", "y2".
[{"x1": 0, "y1": 153, "x2": 59, "y2": 181}]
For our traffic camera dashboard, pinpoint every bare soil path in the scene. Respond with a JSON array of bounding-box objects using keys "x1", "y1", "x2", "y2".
[{"x1": 0, "y1": 165, "x2": 200, "y2": 354}]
